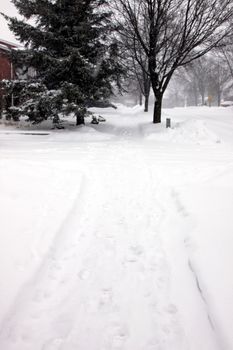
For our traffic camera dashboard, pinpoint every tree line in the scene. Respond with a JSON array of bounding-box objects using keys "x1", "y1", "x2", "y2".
[{"x1": 1, "y1": 0, "x2": 233, "y2": 125}]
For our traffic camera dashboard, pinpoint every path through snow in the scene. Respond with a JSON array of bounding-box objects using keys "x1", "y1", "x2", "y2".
[{"x1": 0, "y1": 106, "x2": 233, "y2": 349}]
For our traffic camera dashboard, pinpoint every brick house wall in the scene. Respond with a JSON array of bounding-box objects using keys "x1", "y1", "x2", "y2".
[
  {"x1": 0, "y1": 39, "x2": 18, "y2": 80},
  {"x1": 0, "y1": 39, "x2": 19, "y2": 112},
  {"x1": 0, "y1": 51, "x2": 12, "y2": 80}
]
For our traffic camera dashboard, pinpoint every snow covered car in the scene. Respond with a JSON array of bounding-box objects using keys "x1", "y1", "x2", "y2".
[{"x1": 220, "y1": 100, "x2": 233, "y2": 107}]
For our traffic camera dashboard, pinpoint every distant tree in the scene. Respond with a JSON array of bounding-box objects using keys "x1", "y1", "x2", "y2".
[
  {"x1": 118, "y1": 21, "x2": 151, "y2": 111},
  {"x1": 114, "y1": 0, "x2": 233, "y2": 123},
  {"x1": 132, "y1": 57, "x2": 151, "y2": 112},
  {"x1": 183, "y1": 57, "x2": 212, "y2": 105},
  {"x1": 1, "y1": 0, "x2": 123, "y2": 125},
  {"x1": 221, "y1": 46, "x2": 233, "y2": 80},
  {"x1": 122, "y1": 55, "x2": 151, "y2": 111},
  {"x1": 164, "y1": 74, "x2": 186, "y2": 107},
  {"x1": 207, "y1": 54, "x2": 232, "y2": 106}
]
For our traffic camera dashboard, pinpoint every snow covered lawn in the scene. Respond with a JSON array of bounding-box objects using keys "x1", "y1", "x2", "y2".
[{"x1": 0, "y1": 105, "x2": 233, "y2": 350}]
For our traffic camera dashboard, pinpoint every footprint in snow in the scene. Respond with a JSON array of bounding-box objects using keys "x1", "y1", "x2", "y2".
[
  {"x1": 171, "y1": 189, "x2": 189, "y2": 217},
  {"x1": 78, "y1": 269, "x2": 90, "y2": 280},
  {"x1": 165, "y1": 304, "x2": 178, "y2": 314},
  {"x1": 104, "y1": 323, "x2": 130, "y2": 350},
  {"x1": 124, "y1": 245, "x2": 144, "y2": 264},
  {"x1": 42, "y1": 338, "x2": 63, "y2": 350},
  {"x1": 130, "y1": 245, "x2": 144, "y2": 256},
  {"x1": 98, "y1": 288, "x2": 113, "y2": 309}
]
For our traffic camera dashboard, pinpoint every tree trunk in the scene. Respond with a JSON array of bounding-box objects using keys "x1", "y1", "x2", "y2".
[
  {"x1": 153, "y1": 94, "x2": 162, "y2": 123},
  {"x1": 143, "y1": 76, "x2": 151, "y2": 112},
  {"x1": 193, "y1": 83, "x2": 198, "y2": 106},
  {"x1": 201, "y1": 92, "x2": 205, "y2": 105},
  {"x1": 139, "y1": 92, "x2": 143, "y2": 106},
  {"x1": 194, "y1": 89, "x2": 198, "y2": 106},
  {"x1": 149, "y1": 63, "x2": 163, "y2": 123},
  {"x1": 150, "y1": 65, "x2": 163, "y2": 123},
  {"x1": 76, "y1": 113, "x2": 85, "y2": 125},
  {"x1": 144, "y1": 94, "x2": 149, "y2": 112},
  {"x1": 217, "y1": 90, "x2": 221, "y2": 107}
]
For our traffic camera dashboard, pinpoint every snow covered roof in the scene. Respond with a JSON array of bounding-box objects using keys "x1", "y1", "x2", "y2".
[
  {"x1": 0, "y1": 43, "x2": 10, "y2": 52},
  {"x1": 0, "y1": 39, "x2": 19, "y2": 53}
]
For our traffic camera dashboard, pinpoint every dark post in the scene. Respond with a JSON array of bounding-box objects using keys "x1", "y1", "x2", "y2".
[{"x1": 166, "y1": 118, "x2": 171, "y2": 128}]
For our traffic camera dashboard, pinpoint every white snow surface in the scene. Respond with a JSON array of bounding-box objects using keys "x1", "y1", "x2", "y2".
[{"x1": 0, "y1": 105, "x2": 233, "y2": 350}]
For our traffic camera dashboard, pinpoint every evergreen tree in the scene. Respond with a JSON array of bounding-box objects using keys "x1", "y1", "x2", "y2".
[{"x1": 1, "y1": 0, "x2": 123, "y2": 125}]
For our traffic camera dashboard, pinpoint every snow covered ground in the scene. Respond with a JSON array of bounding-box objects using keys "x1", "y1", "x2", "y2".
[{"x1": 0, "y1": 105, "x2": 233, "y2": 350}]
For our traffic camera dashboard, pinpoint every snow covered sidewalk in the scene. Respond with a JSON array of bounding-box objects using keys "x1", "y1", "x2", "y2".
[{"x1": 0, "y1": 106, "x2": 233, "y2": 350}]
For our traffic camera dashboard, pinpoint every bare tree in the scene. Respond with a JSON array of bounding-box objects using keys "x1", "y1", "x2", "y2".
[
  {"x1": 113, "y1": 0, "x2": 233, "y2": 123},
  {"x1": 131, "y1": 56, "x2": 151, "y2": 111},
  {"x1": 124, "y1": 54, "x2": 151, "y2": 111},
  {"x1": 207, "y1": 54, "x2": 232, "y2": 106},
  {"x1": 221, "y1": 46, "x2": 233, "y2": 80},
  {"x1": 117, "y1": 18, "x2": 151, "y2": 111},
  {"x1": 184, "y1": 57, "x2": 212, "y2": 105}
]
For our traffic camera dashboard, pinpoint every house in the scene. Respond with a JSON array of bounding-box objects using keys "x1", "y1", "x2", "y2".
[
  {"x1": 0, "y1": 39, "x2": 18, "y2": 80},
  {"x1": 0, "y1": 39, "x2": 19, "y2": 113}
]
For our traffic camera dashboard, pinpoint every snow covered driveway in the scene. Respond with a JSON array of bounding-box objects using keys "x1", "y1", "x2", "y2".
[{"x1": 0, "y1": 106, "x2": 233, "y2": 350}]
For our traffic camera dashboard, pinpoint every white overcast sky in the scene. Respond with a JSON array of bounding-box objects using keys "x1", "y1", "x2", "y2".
[{"x1": 0, "y1": 0, "x2": 20, "y2": 43}]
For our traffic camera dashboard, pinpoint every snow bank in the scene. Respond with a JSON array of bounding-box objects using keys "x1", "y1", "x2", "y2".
[{"x1": 143, "y1": 119, "x2": 221, "y2": 145}]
